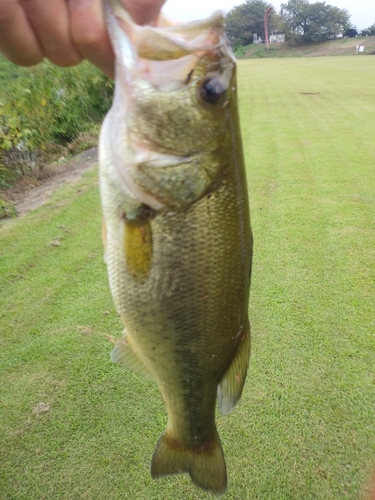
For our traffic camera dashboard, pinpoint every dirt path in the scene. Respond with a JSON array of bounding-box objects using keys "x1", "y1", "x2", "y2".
[{"x1": 2, "y1": 147, "x2": 98, "y2": 218}]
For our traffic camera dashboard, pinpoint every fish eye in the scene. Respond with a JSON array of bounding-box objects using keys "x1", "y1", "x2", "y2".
[{"x1": 198, "y1": 77, "x2": 226, "y2": 105}]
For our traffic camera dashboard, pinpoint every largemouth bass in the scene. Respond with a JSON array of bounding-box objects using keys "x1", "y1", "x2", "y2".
[{"x1": 100, "y1": 0, "x2": 253, "y2": 493}]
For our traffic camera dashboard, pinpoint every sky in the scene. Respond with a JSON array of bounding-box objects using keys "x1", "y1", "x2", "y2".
[{"x1": 162, "y1": 0, "x2": 375, "y2": 31}]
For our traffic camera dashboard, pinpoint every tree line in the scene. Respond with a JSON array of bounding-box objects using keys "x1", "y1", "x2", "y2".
[{"x1": 226, "y1": 0, "x2": 371, "y2": 47}]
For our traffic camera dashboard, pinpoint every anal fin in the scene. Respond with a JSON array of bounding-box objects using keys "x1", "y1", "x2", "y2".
[
  {"x1": 217, "y1": 322, "x2": 251, "y2": 416},
  {"x1": 111, "y1": 331, "x2": 153, "y2": 380}
]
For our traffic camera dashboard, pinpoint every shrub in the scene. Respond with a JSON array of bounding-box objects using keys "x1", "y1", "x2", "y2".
[{"x1": 0, "y1": 60, "x2": 114, "y2": 185}]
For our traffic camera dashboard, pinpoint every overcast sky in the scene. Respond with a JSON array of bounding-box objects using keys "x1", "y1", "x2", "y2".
[{"x1": 162, "y1": 0, "x2": 375, "y2": 31}]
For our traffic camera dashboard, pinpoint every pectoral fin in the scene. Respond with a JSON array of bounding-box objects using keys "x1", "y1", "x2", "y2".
[
  {"x1": 217, "y1": 324, "x2": 251, "y2": 416},
  {"x1": 111, "y1": 331, "x2": 153, "y2": 380},
  {"x1": 124, "y1": 215, "x2": 153, "y2": 279}
]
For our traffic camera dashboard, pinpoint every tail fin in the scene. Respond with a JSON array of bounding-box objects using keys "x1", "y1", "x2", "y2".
[{"x1": 151, "y1": 431, "x2": 227, "y2": 494}]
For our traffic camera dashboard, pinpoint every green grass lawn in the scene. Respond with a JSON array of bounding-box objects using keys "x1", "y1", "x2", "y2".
[{"x1": 1, "y1": 56, "x2": 374, "y2": 499}]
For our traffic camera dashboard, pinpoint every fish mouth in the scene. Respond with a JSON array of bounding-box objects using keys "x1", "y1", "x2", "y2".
[{"x1": 105, "y1": 0, "x2": 234, "y2": 91}]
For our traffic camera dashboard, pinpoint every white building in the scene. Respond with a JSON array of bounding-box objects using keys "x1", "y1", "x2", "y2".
[
  {"x1": 253, "y1": 32, "x2": 285, "y2": 44},
  {"x1": 269, "y1": 31, "x2": 285, "y2": 43}
]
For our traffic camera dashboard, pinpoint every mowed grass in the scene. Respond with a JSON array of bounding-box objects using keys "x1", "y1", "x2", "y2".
[{"x1": 0, "y1": 56, "x2": 374, "y2": 499}]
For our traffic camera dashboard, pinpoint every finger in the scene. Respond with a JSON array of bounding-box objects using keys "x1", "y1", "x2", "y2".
[
  {"x1": 0, "y1": 0, "x2": 43, "y2": 65},
  {"x1": 20, "y1": 0, "x2": 82, "y2": 67},
  {"x1": 69, "y1": 0, "x2": 114, "y2": 79},
  {"x1": 121, "y1": 0, "x2": 167, "y2": 25}
]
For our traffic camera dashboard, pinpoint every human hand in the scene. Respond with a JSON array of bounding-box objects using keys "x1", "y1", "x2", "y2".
[{"x1": 0, "y1": 0, "x2": 166, "y2": 78}]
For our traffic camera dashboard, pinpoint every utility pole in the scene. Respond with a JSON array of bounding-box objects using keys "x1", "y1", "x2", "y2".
[{"x1": 264, "y1": 6, "x2": 273, "y2": 50}]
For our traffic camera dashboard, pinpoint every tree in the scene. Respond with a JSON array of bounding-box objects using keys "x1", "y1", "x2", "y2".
[
  {"x1": 281, "y1": 0, "x2": 350, "y2": 43},
  {"x1": 362, "y1": 23, "x2": 375, "y2": 36},
  {"x1": 225, "y1": 0, "x2": 280, "y2": 47}
]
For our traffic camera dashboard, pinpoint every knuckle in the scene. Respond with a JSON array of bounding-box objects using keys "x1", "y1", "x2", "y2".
[
  {"x1": 0, "y1": 8, "x2": 14, "y2": 26},
  {"x1": 72, "y1": 29, "x2": 104, "y2": 51},
  {"x1": 44, "y1": 40, "x2": 83, "y2": 67},
  {"x1": 48, "y1": 52, "x2": 83, "y2": 68},
  {"x1": 12, "y1": 54, "x2": 43, "y2": 67}
]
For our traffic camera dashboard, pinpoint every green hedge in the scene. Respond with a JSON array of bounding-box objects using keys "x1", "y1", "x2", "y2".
[{"x1": 0, "y1": 59, "x2": 114, "y2": 187}]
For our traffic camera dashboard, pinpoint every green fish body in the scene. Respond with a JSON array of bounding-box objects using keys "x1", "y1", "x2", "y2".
[{"x1": 100, "y1": 1, "x2": 253, "y2": 493}]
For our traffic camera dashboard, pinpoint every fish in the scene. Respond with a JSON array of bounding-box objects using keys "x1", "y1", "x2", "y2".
[{"x1": 99, "y1": 0, "x2": 253, "y2": 494}]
